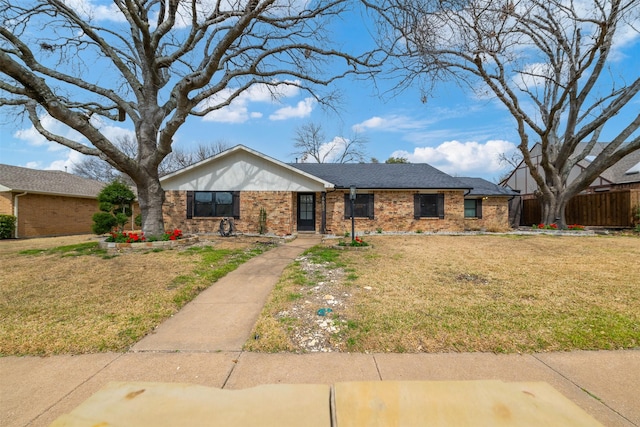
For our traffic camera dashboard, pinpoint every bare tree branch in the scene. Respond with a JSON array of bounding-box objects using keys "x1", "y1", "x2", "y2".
[
  {"x1": 292, "y1": 122, "x2": 368, "y2": 163},
  {"x1": 0, "y1": 0, "x2": 382, "y2": 235},
  {"x1": 366, "y1": 0, "x2": 640, "y2": 226}
]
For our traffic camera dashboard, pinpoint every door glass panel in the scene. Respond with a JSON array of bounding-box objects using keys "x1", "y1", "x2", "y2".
[{"x1": 300, "y1": 195, "x2": 313, "y2": 220}]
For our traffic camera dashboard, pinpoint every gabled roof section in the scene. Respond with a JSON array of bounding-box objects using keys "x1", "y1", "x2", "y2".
[
  {"x1": 160, "y1": 145, "x2": 334, "y2": 190},
  {"x1": 0, "y1": 164, "x2": 105, "y2": 198},
  {"x1": 289, "y1": 163, "x2": 471, "y2": 190},
  {"x1": 457, "y1": 177, "x2": 518, "y2": 197}
]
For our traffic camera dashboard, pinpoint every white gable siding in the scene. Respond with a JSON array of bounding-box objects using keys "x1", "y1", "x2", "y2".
[{"x1": 161, "y1": 149, "x2": 327, "y2": 192}]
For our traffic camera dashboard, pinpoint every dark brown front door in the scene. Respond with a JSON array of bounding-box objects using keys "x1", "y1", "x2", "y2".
[{"x1": 297, "y1": 193, "x2": 315, "y2": 231}]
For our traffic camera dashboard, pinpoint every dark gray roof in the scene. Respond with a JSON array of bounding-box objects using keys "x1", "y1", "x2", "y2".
[
  {"x1": 601, "y1": 149, "x2": 640, "y2": 184},
  {"x1": 289, "y1": 163, "x2": 471, "y2": 190},
  {"x1": 457, "y1": 177, "x2": 519, "y2": 197},
  {"x1": 0, "y1": 164, "x2": 105, "y2": 198}
]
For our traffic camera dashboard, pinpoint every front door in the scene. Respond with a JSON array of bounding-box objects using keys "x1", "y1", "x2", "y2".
[{"x1": 297, "y1": 193, "x2": 316, "y2": 232}]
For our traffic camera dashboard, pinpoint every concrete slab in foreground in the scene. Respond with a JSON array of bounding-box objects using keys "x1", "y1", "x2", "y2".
[
  {"x1": 50, "y1": 382, "x2": 331, "y2": 427},
  {"x1": 334, "y1": 381, "x2": 603, "y2": 427},
  {"x1": 49, "y1": 380, "x2": 604, "y2": 426}
]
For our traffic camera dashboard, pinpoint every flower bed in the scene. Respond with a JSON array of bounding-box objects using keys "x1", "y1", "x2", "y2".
[
  {"x1": 99, "y1": 229, "x2": 198, "y2": 252},
  {"x1": 532, "y1": 223, "x2": 585, "y2": 231}
]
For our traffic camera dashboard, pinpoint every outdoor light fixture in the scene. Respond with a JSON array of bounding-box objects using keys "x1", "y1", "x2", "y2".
[{"x1": 350, "y1": 186, "x2": 356, "y2": 242}]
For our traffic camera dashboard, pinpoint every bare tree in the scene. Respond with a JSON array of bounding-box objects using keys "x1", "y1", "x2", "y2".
[
  {"x1": 73, "y1": 137, "x2": 229, "y2": 182},
  {"x1": 0, "y1": 1, "x2": 380, "y2": 236},
  {"x1": 293, "y1": 122, "x2": 369, "y2": 163},
  {"x1": 366, "y1": 0, "x2": 640, "y2": 227}
]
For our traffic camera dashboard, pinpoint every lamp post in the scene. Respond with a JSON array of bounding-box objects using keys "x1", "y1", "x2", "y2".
[{"x1": 349, "y1": 185, "x2": 356, "y2": 243}]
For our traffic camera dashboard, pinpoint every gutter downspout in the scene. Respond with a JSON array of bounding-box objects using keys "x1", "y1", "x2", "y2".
[{"x1": 13, "y1": 192, "x2": 27, "y2": 239}]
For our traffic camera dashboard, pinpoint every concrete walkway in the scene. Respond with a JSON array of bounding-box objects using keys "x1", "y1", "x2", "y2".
[{"x1": 1, "y1": 235, "x2": 639, "y2": 427}]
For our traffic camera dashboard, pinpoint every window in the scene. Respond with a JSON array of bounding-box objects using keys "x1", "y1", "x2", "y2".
[
  {"x1": 464, "y1": 199, "x2": 482, "y2": 218},
  {"x1": 186, "y1": 191, "x2": 239, "y2": 219},
  {"x1": 414, "y1": 194, "x2": 445, "y2": 219},
  {"x1": 344, "y1": 193, "x2": 374, "y2": 219}
]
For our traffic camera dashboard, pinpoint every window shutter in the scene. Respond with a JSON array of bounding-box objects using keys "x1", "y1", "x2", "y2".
[
  {"x1": 232, "y1": 191, "x2": 240, "y2": 219},
  {"x1": 414, "y1": 194, "x2": 421, "y2": 219},
  {"x1": 186, "y1": 191, "x2": 194, "y2": 219},
  {"x1": 344, "y1": 194, "x2": 351, "y2": 219},
  {"x1": 368, "y1": 194, "x2": 375, "y2": 219},
  {"x1": 477, "y1": 199, "x2": 483, "y2": 219},
  {"x1": 437, "y1": 193, "x2": 445, "y2": 219}
]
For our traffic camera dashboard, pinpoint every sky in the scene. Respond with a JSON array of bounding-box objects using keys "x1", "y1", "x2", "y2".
[{"x1": 0, "y1": 1, "x2": 638, "y2": 183}]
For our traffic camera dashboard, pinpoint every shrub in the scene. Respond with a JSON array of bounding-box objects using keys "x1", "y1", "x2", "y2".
[
  {"x1": 93, "y1": 180, "x2": 135, "y2": 235},
  {"x1": 0, "y1": 214, "x2": 16, "y2": 239},
  {"x1": 92, "y1": 212, "x2": 117, "y2": 235}
]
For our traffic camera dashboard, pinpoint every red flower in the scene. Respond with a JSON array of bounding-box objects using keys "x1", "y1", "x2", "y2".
[{"x1": 169, "y1": 235, "x2": 177, "y2": 240}]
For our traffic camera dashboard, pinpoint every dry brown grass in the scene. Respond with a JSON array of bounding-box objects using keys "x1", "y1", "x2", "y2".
[
  {"x1": 0, "y1": 235, "x2": 274, "y2": 355},
  {"x1": 249, "y1": 234, "x2": 640, "y2": 353}
]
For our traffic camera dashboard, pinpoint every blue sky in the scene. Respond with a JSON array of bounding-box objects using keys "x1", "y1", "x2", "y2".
[{"x1": 0, "y1": 1, "x2": 637, "y2": 183}]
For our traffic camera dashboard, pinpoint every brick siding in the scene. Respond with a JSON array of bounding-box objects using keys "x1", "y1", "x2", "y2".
[
  {"x1": 463, "y1": 197, "x2": 511, "y2": 232},
  {"x1": 324, "y1": 190, "x2": 467, "y2": 235},
  {"x1": 8, "y1": 193, "x2": 98, "y2": 238},
  {"x1": 163, "y1": 190, "x2": 296, "y2": 236},
  {"x1": 162, "y1": 189, "x2": 518, "y2": 236},
  {"x1": 0, "y1": 192, "x2": 12, "y2": 216}
]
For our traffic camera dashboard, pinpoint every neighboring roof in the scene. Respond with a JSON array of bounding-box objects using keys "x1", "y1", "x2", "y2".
[
  {"x1": 0, "y1": 164, "x2": 105, "y2": 198},
  {"x1": 501, "y1": 142, "x2": 640, "y2": 187},
  {"x1": 457, "y1": 177, "x2": 519, "y2": 197},
  {"x1": 289, "y1": 163, "x2": 471, "y2": 190},
  {"x1": 597, "y1": 149, "x2": 640, "y2": 184}
]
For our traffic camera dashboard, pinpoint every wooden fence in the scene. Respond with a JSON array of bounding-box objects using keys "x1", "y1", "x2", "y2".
[{"x1": 521, "y1": 189, "x2": 640, "y2": 227}]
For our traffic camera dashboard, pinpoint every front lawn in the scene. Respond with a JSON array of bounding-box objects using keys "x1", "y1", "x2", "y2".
[
  {"x1": 0, "y1": 236, "x2": 274, "y2": 356},
  {"x1": 247, "y1": 235, "x2": 640, "y2": 353}
]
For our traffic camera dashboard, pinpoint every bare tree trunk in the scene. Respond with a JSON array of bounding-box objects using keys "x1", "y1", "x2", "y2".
[
  {"x1": 540, "y1": 191, "x2": 569, "y2": 228},
  {"x1": 134, "y1": 174, "x2": 166, "y2": 237}
]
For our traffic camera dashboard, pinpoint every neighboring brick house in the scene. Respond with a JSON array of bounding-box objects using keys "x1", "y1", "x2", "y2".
[
  {"x1": 161, "y1": 145, "x2": 516, "y2": 236},
  {"x1": 0, "y1": 164, "x2": 105, "y2": 238}
]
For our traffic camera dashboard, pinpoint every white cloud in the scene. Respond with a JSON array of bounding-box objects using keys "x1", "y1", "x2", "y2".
[
  {"x1": 45, "y1": 150, "x2": 87, "y2": 172},
  {"x1": 353, "y1": 115, "x2": 433, "y2": 133},
  {"x1": 64, "y1": 0, "x2": 126, "y2": 22},
  {"x1": 201, "y1": 81, "x2": 303, "y2": 123},
  {"x1": 319, "y1": 136, "x2": 349, "y2": 163},
  {"x1": 269, "y1": 97, "x2": 316, "y2": 121},
  {"x1": 14, "y1": 115, "x2": 81, "y2": 152},
  {"x1": 392, "y1": 139, "x2": 518, "y2": 175}
]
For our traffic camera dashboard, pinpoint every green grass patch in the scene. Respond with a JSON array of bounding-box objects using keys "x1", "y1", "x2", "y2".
[
  {"x1": 19, "y1": 242, "x2": 105, "y2": 257},
  {"x1": 248, "y1": 235, "x2": 640, "y2": 354},
  {"x1": 1, "y1": 238, "x2": 276, "y2": 356}
]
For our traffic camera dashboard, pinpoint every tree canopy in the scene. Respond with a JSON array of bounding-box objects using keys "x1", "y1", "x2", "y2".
[
  {"x1": 365, "y1": 0, "x2": 640, "y2": 227},
  {"x1": 0, "y1": 0, "x2": 380, "y2": 235}
]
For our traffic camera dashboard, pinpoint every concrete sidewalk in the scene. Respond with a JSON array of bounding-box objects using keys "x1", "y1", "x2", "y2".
[{"x1": 1, "y1": 235, "x2": 639, "y2": 426}]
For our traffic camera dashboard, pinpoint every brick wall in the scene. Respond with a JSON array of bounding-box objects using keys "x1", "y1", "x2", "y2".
[
  {"x1": 163, "y1": 190, "x2": 295, "y2": 236},
  {"x1": 14, "y1": 193, "x2": 98, "y2": 238},
  {"x1": 324, "y1": 190, "x2": 467, "y2": 235},
  {"x1": 163, "y1": 190, "x2": 511, "y2": 236},
  {"x1": 463, "y1": 197, "x2": 511, "y2": 232},
  {"x1": 0, "y1": 192, "x2": 13, "y2": 216}
]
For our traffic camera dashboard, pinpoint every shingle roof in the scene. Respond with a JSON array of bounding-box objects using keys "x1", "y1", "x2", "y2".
[
  {"x1": 457, "y1": 177, "x2": 519, "y2": 197},
  {"x1": 289, "y1": 163, "x2": 471, "y2": 190},
  {"x1": 0, "y1": 164, "x2": 105, "y2": 198}
]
